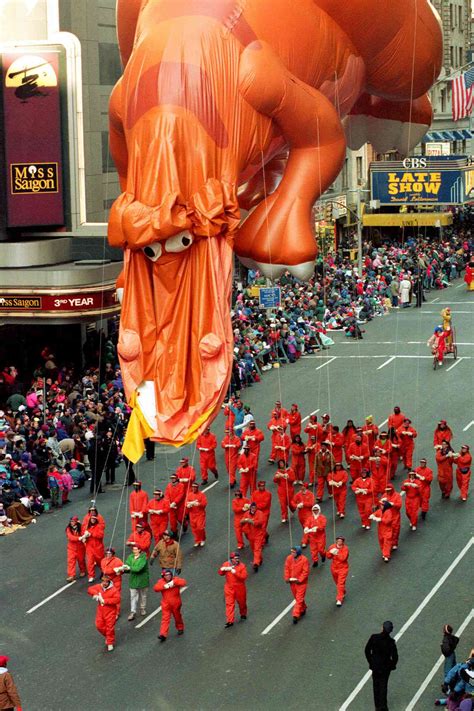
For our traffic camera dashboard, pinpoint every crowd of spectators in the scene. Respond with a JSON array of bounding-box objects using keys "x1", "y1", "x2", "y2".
[
  {"x1": 230, "y1": 227, "x2": 472, "y2": 393},
  {"x1": 0, "y1": 339, "x2": 132, "y2": 535}
]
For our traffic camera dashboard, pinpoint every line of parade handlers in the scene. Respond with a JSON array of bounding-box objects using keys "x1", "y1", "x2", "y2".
[{"x1": 65, "y1": 400, "x2": 471, "y2": 651}]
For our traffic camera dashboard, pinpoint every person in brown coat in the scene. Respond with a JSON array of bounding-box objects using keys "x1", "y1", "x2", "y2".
[
  {"x1": 149, "y1": 530, "x2": 183, "y2": 573},
  {"x1": 0, "y1": 655, "x2": 21, "y2": 710}
]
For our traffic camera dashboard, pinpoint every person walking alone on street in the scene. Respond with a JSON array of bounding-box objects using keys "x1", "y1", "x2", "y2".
[
  {"x1": 326, "y1": 535, "x2": 349, "y2": 606},
  {"x1": 218, "y1": 551, "x2": 248, "y2": 628},
  {"x1": 364, "y1": 620, "x2": 398, "y2": 711},
  {"x1": 87, "y1": 574, "x2": 121, "y2": 652}
]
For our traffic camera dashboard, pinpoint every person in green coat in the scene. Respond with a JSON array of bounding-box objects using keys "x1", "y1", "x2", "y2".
[{"x1": 122, "y1": 545, "x2": 149, "y2": 621}]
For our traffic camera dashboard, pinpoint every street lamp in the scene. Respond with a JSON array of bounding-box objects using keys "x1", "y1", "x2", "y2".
[{"x1": 346, "y1": 188, "x2": 371, "y2": 276}]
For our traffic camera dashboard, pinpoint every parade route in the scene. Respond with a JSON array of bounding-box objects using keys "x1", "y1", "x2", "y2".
[{"x1": 2, "y1": 283, "x2": 473, "y2": 710}]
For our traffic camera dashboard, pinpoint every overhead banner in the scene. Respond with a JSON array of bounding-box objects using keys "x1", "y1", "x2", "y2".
[
  {"x1": 0, "y1": 285, "x2": 119, "y2": 319},
  {"x1": 1, "y1": 47, "x2": 65, "y2": 227},
  {"x1": 370, "y1": 156, "x2": 471, "y2": 206}
]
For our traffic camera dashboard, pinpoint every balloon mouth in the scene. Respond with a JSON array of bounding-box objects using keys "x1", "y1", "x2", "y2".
[{"x1": 118, "y1": 237, "x2": 234, "y2": 446}]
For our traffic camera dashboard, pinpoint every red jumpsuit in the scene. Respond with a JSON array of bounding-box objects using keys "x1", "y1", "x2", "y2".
[
  {"x1": 218, "y1": 560, "x2": 248, "y2": 623},
  {"x1": 273, "y1": 467, "x2": 296, "y2": 521},
  {"x1": 284, "y1": 553, "x2": 309, "y2": 619},
  {"x1": 369, "y1": 456, "x2": 390, "y2": 497},
  {"x1": 251, "y1": 489, "x2": 272, "y2": 539},
  {"x1": 352, "y1": 476, "x2": 374, "y2": 528},
  {"x1": 381, "y1": 488, "x2": 402, "y2": 547},
  {"x1": 372, "y1": 507, "x2": 393, "y2": 559},
  {"x1": 126, "y1": 529, "x2": 152, "y2": 556},
  {"x1": 433, "y1": 427, "x2": 453, "y2": 449},
  {"x1": 327, "y1": 431, "x2": 345, "y2": 464},
  {"x1": 185, "y1": 491, "x2": 207, "y2": 545},
  {"x1": 327, "y1": 467, "x2": 349, "y2": 516},
  {"x1": 147, "y1": 497, "x2": 170, "y2": 543},
  {"x1": 374, "y1": 437, "x2": 392, "y2": 459},
  {"x1": 326, "y1": 543, "x2": 349, "y2": 603},
  {"x1": 388, "y1": 412, "x2": 406, "y2": 431},
  {"x1": 232, "y1": 497, "x2": 250, "y2": 548},
  {"x1": 303, "y1": 511, "x2": 327, "y2": 563},
  {"x1": 396, "y1": 425, "x2": 417, "y2": 469},
  {"x1": 88, "y1": 582, "x2": 121, "y2": 646},
  {"x1": 100, "y1": 555, "x2": 124, "y2": 616},
  {"x1": 346, "y1": 441, "x2": 370, "y2": 481},
  {"x1": 273, "y1": 432, "x2": 291, "y2": 465},
  {"x1": 436, "y1": 450, "x2": 454, "y2": 497},
  {"x1": 240, "y1": 510, "x2": 265, "y2": 566},
  {"x1": 291, "y1": 489, "x2": 315, "y2": 545},
  {"x1": 176, "y1": 464, "x2": 196, "y2": 488},
  {"x1": 267, "y1": 416, "x2": 286, "y2": 461},
  {"x1": 305, "y1": 439, "x2": 319, "y2": 483},
  {"x1": 342, "y1": 427, "x2": 357, "y2": 464},
  {"x1": 455, "y1": 451, "x2": 472, "y2": 501},
  {"x1": 81, "y1": 515, "x2": 105, "y2": 579},
  {"x1": 196, "y1": 432, "x2": 218, "y2": 483},
  {"x1": 304, "y1": 419, "x2": 322, "y2": 442},
  {"x1": 237, "y1": 451, "x2": 258, "y2": 497},
  {"x1": 388, "y1": 440, "x2": 401, "y2": 478},
  {"x1": 164, "y1": 481, "x2": 186, "y2": 534},
  {"x1": 129, "y1": 489, "x2": 149, "y2": 532},
  {"x1": 221, "y1": 433, "x2": 241, "y2": 485},
  {"x1": 153, "y1": 577, "x2": 187, "y2": 637},
  {"x1": 241, "y1": 426, "x2": 265, "y2": 466},
  {"x1": 415, "y1": 465, "x2": 433, "y2": 513},
  {"x1": 223, "y1": 406, "x2": 235, "y2": 430},
  {"x1": 288, "y1": 409, "x2": 302, "y2": 440},
  {"x1": 362, "y1": 424, "x2": 379, "y2": 455},
  {"x1": 401, "y1": 478, "x2": 421, "y2": 527},
  {"x1": 66, "y1": 526, "x2": 86, "y2": 579},
  {"x1": 290, "y1": 442, "x2": 306, "y2": 481}
]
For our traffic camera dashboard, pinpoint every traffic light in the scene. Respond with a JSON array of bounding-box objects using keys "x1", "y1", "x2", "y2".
[{"x1": 324, "y1": 202, "x2": 333, "y2": 221}]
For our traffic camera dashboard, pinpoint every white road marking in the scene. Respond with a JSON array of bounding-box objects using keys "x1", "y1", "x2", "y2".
[
  {"x1": 431, "y1": 297, "x2": 440, "y2": 303},
  {"x1": 202, "y1": 481, "x2": 219, "y2": 493},
  {"x1": 302, "y1": 409, "x2": 320, "y2": 423},
  {"x1": 304, "y1": 355, "x2": 473, "y2": 360},
  {"x1": 315, "y1": 357, "x2": 336, "y2": 370},
  {"x1": 422, "y1": 310, "x2": 472, "y2": 314},
  {"x1": 26, "y1": 581, "x2": 76, "y2": 614},
  {"x1": 463, "y1": 420, "x2": 474, "y2": 432},
  {"x1": 405, "y1": 608, "x2": 474, "y2": 710},
  {"x1": 456, "y1": 282, "x2": 466, "y2": 288},
  {"x1": 339, "y1": 537, "x2": 474, "y2": 710},
  {"x1": 377, "y1": 356, "x2": 396, "y2": 370},
  {"x1": 135, "y1": 586, "x2": 188, "y2": 629},
  {"x1": 261, "y1": 600, "x2": 296, "y2": 635},
  {"x1": 446, "y1": 358, "x2": 463, "y2": 372},
  {"x1": 378, "y1": 419, "x2": 388, "y2": 429}
]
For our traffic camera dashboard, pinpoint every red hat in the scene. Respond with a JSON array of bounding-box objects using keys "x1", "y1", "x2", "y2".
[
  {"x1": 70, "y1": 515, "x2": 80, "y2": 522},
  {"x1": 258, "y1": 480, "x2": 266, "y2": 485},
  {"x1": 180, "y1": 457, "x2": 189, "y2": 464},
  {"x1": 0, "y1": 656, "x2": 9, "y2": 667},
  {"x1": 291, "y1": 403, "x2": 298, "y2": 408},
  {"x1": 132, "y1": 480, "x2": 142, "y2": 486},
  {"x1": 322, "y1": 413, "x2": 330, "y2": 419},
  {"x1": 230, "y1": 551, "x2": 240, "y2": 558},
  {"x1": 136, "y1": 521, "x2": 145, "y2": 528}
]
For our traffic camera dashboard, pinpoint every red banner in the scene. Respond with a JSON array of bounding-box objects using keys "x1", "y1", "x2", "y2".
[{"x1": 2, "y1": 48, "x2": 65, "y2": 227}]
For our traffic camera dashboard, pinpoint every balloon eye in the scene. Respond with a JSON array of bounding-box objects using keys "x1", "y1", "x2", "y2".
[
  {"x1": 142, "y1": 243, "x2": 162, "y2": 261},
  {"x1": 165, "y1": 233, "x2": 194, "y2": 253}
]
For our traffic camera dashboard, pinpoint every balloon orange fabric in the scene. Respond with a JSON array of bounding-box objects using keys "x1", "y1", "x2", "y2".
[{"x1": 109, "y1": 0, "x2": 442, "y2": 452}]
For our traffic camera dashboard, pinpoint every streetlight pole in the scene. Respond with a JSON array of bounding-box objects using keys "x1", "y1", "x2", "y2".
[{"x1": 356, "y1": 189, "x2": 363, "y2": 276}]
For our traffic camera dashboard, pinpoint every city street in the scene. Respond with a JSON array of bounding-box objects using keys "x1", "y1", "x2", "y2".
[{"x1": 2, "y1": 283, "x2": 473, "y2": 711}]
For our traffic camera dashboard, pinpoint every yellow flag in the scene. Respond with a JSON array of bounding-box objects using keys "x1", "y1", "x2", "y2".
[{"x1": 122, "y1": 392, "x2": 154, "y2": 463}]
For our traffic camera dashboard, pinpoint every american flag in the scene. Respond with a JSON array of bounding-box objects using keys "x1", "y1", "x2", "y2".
[{"x1": 452, "y1": 66, "x2": 474, "y2": 121}]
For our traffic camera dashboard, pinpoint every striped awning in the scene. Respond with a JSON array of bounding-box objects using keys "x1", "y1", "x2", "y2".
[{"x1": 422, "y1": 129, "x2": 473, "y2": 142}]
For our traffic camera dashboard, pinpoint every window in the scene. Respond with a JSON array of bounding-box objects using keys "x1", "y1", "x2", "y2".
[
  {"x1": 459, "y1": 47, "x2": 463, "y2": 68},
  {"x1": 458, "y1": 5, "x2": 463, "y2": 28},
  {"x1": 450, "y1": 45, "x2": 455, "y2": 68},
  {"x1": 341, "y1": 159, "x2": 348, "y2": 189},
  {"x1": 356, "y1": 156, "x2": 363, "y2": 184},
  {"x1": 98, "y1": 42, "x2": 122, "y2": 86},
  {"x1": 450, "y1": 4, "x2": 454, "y2": 27},
  {"x1": 440, "y1": 88, "x2": 446, "y2": 113}
]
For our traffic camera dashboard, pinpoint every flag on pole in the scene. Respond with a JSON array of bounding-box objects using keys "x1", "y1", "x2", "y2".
[{"x1": 452, "y1": 66, "x2": 474, "y2": 121}]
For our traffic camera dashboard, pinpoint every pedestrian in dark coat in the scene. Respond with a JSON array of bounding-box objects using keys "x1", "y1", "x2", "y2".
[{"x1": 364, "y1": 620, "x2": 398, "y2": 711}]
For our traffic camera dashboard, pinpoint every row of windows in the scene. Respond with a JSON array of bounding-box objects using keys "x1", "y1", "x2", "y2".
[
  {"x1": 449, "y1": 3, "x2": 464, "y2": 30},
  {"x1": 449, "y1": 44, "x2": 464, "y2": 69}
]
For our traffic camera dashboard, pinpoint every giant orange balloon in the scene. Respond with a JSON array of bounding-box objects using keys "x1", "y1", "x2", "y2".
[{"x1": 108, "y1": 0, "x2": 442, "y2": 456}]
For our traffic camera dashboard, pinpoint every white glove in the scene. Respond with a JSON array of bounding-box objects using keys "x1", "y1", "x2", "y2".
[
  {"x1": 123, "y1": 564, "x2": 130, "y2": 571},
  {"x1": 97, "y1": 594, "x2": 104, "y2": 605},
  {"x1": 164, "y1": 581, "x2": 174, "y2": 589},
  {"x1": 297, "y1": 503, "x2": 303, "y2": 509},
  {"x1": 289, "y1": 577, "x2": 298, "y2": 582},
  {"x1": 170, "y1": 502, "x2": 177, "y2": 509},
  {"x1": 242, "y1": 504, "x2": 250, "y2": 511},
  {"x1": 230, "y1": 568, "x2": 236, "y2": 574},
  {"x1": 93, "y1": 595, "x2": 99, "y2": 601},
  {"x1": 220, "y1": 566, "x2": 231, "y2": 572},
  {"x1": 329, "y1": 548, "x2": 338, "y2": 555},
  {"x1": 113, "y1": 567, "x2": 122, "y2": 574}
]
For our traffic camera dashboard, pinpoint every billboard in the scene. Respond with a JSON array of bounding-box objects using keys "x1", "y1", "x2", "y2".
[
  {"x1": 370, "y1": 156, "x2": 470, "y2": 206},
  {"x1": 1, "y1": 47, "x2": 65, "y2": 227}
]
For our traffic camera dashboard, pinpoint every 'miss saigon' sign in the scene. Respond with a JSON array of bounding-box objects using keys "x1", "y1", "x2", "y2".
[{"x1": 370, "y1": 156, "x2": 470, "y2": 205}]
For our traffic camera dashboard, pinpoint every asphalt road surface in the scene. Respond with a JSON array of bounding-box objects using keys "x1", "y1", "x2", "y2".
[{"x1": 3, "y1": 282, "x2": 474, "y2": 711}]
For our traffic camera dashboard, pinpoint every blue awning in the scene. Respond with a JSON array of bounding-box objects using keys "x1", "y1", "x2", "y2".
[{"x1": 423, "y1": 129, "x2": 473, "y2": 142}]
